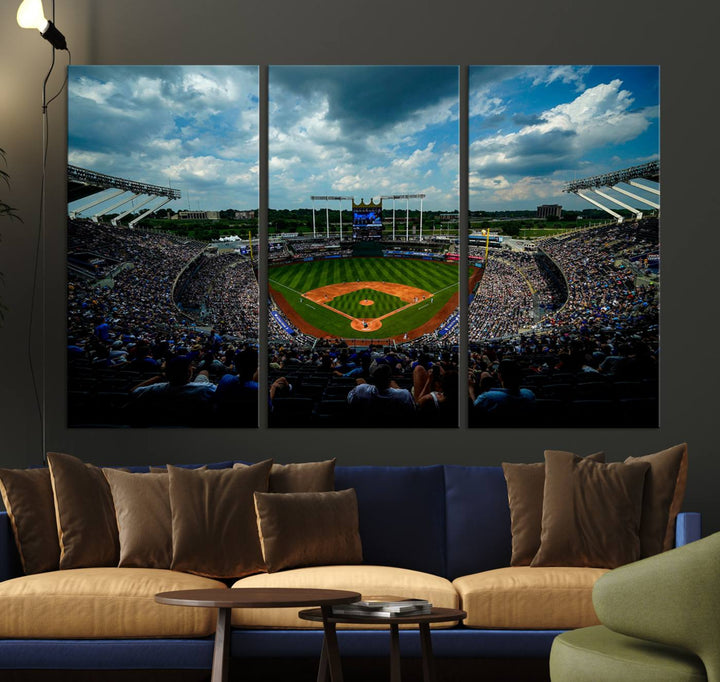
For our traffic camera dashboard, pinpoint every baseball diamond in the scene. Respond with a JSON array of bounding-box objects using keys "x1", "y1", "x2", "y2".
[
  {"x1": 320, "y1": 287, "x2": 412, "y2": 318},
  {"x1": 269, "y1": 257, "x2": 460, "y2": 341}
]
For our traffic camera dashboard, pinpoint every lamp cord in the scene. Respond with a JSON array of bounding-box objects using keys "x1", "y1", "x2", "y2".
[{"x1": 28, "y1": 0, "x2": 71, "y2": 464}]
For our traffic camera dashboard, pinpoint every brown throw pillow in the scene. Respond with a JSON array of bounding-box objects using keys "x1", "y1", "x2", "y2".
[
  {"x1": 47, "y1": 452, "x2": 120, "y2": 569},
  {"x1": 169, "y1": 459, "x2": 273, "y2": 579},
  {"x1": 502, "y1": 451, "x2": 605, "y2": 566},
  {"x1": 234, "y1": 459, "x2": 336, "y2": 493},
  {"x1": 0, "y1": 468, "x2": 59, "y2": 574},
  {"x1": 103, "y1": 469, "x2": 173, "y2": 569},
  {"x1": 531, "y1": 451, "x2": 650, "y2": 569},
  {"x1": 148, "y1": 465, "x2": 210, "y2": 473},
  {"x1": 254, "y1": 489, "x2": 363, "y2": 573},
  {"x1": 625, "y1": 443, "x2": 688, "y2": 557}
]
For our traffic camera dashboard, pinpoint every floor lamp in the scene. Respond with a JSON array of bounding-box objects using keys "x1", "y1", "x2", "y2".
[{"x1": 16, "y1": 0, "x2": 70, "y2": 463}]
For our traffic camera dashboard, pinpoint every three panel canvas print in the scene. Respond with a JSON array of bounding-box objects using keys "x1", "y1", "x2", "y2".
[{"x1": 66, "y1": 65, "x2": 659, "y2": 429}]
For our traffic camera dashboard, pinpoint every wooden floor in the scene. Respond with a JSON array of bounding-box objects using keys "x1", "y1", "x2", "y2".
[{"x1": 2, "y1": 657, "x2": 551, "y2": 682}]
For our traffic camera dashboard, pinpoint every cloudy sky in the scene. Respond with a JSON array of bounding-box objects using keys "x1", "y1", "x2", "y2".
[
  {"x1": 269, "y1": 66, "x2": 459, "y2": 211},
  {"x1": 469, "y1": 65, "x2": 659, "y2": 211},
  {"x1": 67, "y1": 66, "x2": 258, "y2": 214}
]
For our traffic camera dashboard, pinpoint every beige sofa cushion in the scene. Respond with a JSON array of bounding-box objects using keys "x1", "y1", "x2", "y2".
[
  {"x1": 231, "y1": 565, "x2": 458, "y2": 629},
  {"x1": 0, "y1": 568, "x2": 227, "y2": 638},
  {"x1": 453, "y1": 567, "x2": 609, "y2": 629}
]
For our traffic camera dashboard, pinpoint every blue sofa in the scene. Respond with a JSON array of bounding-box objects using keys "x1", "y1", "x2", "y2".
[{"x1": 0, "y1": 464, "x2": 702, "y2": 672}]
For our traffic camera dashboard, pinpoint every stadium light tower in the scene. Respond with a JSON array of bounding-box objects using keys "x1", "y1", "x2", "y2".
[
  {"x1": 380, "y1": 196, "x2": 398, "y2": 239},
  {"x1": 381, "y1": 194, "x2": 426, "y2": 241},
  {"x1": 406, "y1": 198, "x2": 409, "y2": 240},
  {"x1": 310, "y1": 196, "x2": 352, "y2": 239}
]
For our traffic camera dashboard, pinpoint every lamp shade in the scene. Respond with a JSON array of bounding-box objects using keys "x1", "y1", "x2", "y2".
[{"x1": 16, "y1": 0, "x2": 49, "y2": 32}]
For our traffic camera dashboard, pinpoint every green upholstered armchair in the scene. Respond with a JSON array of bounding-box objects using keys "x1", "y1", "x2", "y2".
[{"x1": 550, "y1": 532, "x2": 720, "y2": 682}]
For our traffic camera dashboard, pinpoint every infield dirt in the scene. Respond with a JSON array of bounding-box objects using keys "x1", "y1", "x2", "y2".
[{"x1": 269, "y1": 262, "x2": 482, "y2": 344}]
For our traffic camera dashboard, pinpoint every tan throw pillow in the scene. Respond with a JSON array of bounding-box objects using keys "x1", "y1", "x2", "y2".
[
  {"x1": 625, "y1": 443, "x2": 688, "y2": 556},
  {"x1": 502, "y1": 451, "x2": 605, "y2": 566},
  {"x1": 168, "y1": 460, "x2": 273, "y2": 579},
  {"x1": 254, "y1": 489, "x2": 363, "y2": 573},
  {"x1": 0, "y1": 468, "x2": 59, "y2": 574},
  {"x1": 47, "y1": 452, "x2": 120, "y2": 569},
  {"x1": 234, "y1": 459, "x2": 336, "y2": 493},
  {"x1": 532, "y1": 451, "x2": 650, "y2": 569},
  {"x1": 103, "y1": 469, "x2": 173, "y2": 569}
]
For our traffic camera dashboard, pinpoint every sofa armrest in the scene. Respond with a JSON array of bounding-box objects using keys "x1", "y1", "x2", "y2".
[
  {"x1": 593, "y1": 532, "x2": 720, "y2": 682},
  {"x1": 0, "y1": 512, "x2": 23, "y2": 582},
  {"x1": 675, "y1": 511, "x2": 701, "y2": 547}
]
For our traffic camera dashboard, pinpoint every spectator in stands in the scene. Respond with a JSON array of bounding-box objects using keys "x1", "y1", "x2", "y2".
[
  {"x1": 213, "y1": 346, "x2": 259, "y2": 427},
  {"x1": 469, "y1": 359, "x2": 535, "y2": 426},
  {"x1": 129, "y1": 340, "x2": 160, "y2": 370},
  {"x1": 196, "y1": 349, "x2": 228, "y2": 381},
  {"x1": 347, "y1": 362, "x2": 415, "y2": 425},
  {"x1": 108, "y1": 340, "x2": 129, "y2": 366},
  {"x1": 414, "y1": 365, "x2": 458, "y2": 426},
  {"x1": 94, "y1": 317, "x2": 110, "y2": 343},
  {"x1": 127, "y1": 356, "x2": 216, "y2": 426}
]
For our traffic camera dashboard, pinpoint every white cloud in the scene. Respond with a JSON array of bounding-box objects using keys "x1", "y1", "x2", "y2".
[
  {"x1": 531, "y1": 65, "x2": 592, "y2": 91},
  {"x1": 72, "y1": 77, "x2": 116, "y2": 105},
  {"x1": 491, "y1": 176, "x2": 566, "y2": 202},
  {"x1": 469, "y1": 174, "x2": 511, "y2": 191},
  {"x1": 469, "y1": 94, "x2": 506, "y2": 119},
  {"x1": 392, "y1": 143, "x2": 436, "y2": 171},
  {"x1": 69, "y1": 66, "x2": 259, "y2": 211},
  {"x1": 471, "y1": 80, "x2": 654, "y2": 175},
  {"x1": 268, "y1": 68, "x2": 458, "y2": 209}
]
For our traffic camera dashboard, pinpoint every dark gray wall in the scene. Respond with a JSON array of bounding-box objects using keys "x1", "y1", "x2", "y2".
[{"x1": 1, "y1": 0, "x2": 718, "y2": 533}]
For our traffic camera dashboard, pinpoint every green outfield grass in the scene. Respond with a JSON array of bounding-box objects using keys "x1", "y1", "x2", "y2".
[
  {"x1": 269, "y1": 257, "x2": 459, "y2": 339},
  {"x1": 328, "y1": 288, "x2": 406, "y2": 318}
]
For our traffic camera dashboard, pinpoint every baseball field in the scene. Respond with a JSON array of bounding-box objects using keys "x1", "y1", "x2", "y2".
[{"x1": 269, "y1": 257, "x2": 459, "y2": 341}]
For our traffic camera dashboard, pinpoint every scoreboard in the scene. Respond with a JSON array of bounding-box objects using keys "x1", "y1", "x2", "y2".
[{"x1": 352, "y1": 199, "x2": 383, "y2": 241}]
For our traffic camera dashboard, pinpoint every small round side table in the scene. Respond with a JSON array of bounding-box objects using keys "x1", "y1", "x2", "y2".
[
  {"x1": 299, "y1": 605, "x2": 467, "y2": 682},
  {"x1": 156, "y1": 587, "x2": 361, "y2": 682}
]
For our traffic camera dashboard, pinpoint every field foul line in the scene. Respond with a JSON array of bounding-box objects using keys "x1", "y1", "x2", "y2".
[
  {"x1": 305, "y1": 298, "x2": 356, "y2": 321},
  {"x1": 269, "y1": 279, "x2": 304, "y2": 297},
  {"x1": 434, "y1": 282, "x2": 458, "y2": 296}
]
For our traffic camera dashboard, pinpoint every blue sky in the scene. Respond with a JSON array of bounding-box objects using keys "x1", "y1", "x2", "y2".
[
  {"x1": 469, "y1": 65, "x2": 659, "y2": 211},
  {"x1": 65, "y1": 65, "x2": 658, "y2": 215},
  {"x1": 269, "y1": 66, "x2": 459, "y2": 211},
  {"x1": 67, "y1": 66, "x2": 258, "y2": 213}
]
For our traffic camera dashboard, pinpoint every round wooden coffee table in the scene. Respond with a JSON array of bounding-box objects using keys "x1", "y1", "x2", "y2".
[
  {"x1": 155, "y1": 587, "x2": 360, "y2": 682},
  {"x1": 299, "y1": 606, "x2": 466, "y2": 682}
]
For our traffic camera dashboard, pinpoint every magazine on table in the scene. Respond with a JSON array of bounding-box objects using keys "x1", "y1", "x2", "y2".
[{"x1": 331, "y1": 596, "x2": 432, "y2": 618}]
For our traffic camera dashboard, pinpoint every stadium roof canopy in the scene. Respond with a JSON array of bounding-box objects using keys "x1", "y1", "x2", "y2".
[
  {"x1": 68, "y1": 165, "x2": 181, "y2": 226},
  {"x1": 563, "y1": 161, "x2": 660, "y2": 223},
  {"x1": 563, "y1": 161, "x2": 659, "y2": 193},
  {"x1": 68, "y1": 165, "x2": 181, "y2": 203}
]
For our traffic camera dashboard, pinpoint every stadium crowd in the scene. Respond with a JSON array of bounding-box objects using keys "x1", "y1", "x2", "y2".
[
  {"x1": 287, "y1": 238, "x2": 353, "y2": 259},
  {"x1": 175, "y1": 251, "x2": 258, "y2": 339},
  {"x1": 67, "y1": 217, "x2": 658, "y2": 428},
  {"x1": 268, "y1": 339, "x2": 459, "y2": 427},
  {"x1": 468, "y1": 251, "x2": 565, "y2": 343},
  {"x1": 468, "y1": 219, "x2": 659, "y2": 427},
  {"x1": 67, "y1": 220, "x2": 260, "y2": 427}
]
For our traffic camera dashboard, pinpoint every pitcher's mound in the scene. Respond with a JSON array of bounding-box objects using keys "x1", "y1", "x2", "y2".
[
  {"x1": 351, "y1": 319, "x2": 382, "y2": 332},
  {"x1": 359, "y1": 299, "x2": 374, "y2": 306}
]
